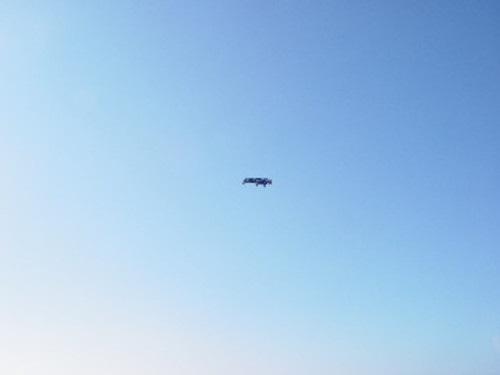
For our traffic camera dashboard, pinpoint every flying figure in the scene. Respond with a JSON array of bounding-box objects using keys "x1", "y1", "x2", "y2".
[{"x1": 242, "y1": 177, "x2": 273, "y2": 187}]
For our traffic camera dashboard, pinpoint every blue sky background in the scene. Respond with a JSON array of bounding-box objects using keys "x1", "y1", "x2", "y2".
[{"x1": 1, "y1": 1, "x2": 500, "y2": 374}]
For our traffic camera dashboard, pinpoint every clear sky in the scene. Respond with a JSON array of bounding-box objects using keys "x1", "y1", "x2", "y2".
[{"x1": 1, "y1": 1, "x2": 500, "y2": 374}]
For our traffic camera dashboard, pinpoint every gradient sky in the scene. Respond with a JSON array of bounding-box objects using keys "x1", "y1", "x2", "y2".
[{"x1": 1, "y1": 1, "x2": 500, "y2": 374}]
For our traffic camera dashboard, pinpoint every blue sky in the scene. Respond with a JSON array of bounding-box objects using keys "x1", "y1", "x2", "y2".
[{"x1": 1, "y1": 1, "x2": 500, "y2": 374}]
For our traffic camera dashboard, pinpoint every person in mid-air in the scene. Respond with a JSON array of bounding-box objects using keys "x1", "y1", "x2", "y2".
[{"x1": 242, "y1": 177, "x2": 273, "y2": 187}]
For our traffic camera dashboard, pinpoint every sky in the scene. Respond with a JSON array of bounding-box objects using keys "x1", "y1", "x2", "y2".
[{"x1": 1, "y1": 1, "x2": 500, "y2": 374}]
